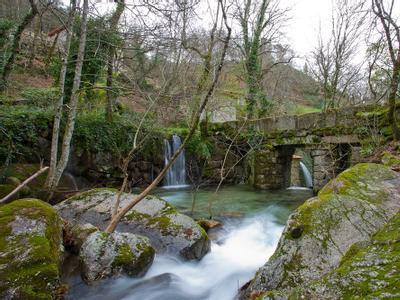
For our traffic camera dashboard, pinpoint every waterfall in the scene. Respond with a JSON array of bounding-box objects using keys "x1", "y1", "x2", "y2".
[
  {"x1": 164, "y1": 134, "x2": 187, "y2": 187},
  {"x1": 300, "y1": 162, "x2": 313, "y2": 188}
]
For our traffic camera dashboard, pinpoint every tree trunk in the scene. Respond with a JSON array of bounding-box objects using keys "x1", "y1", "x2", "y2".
[
  {"x1": 28, "y1": 15, "x2": 40, "y2": 68},
  {"x1": 105, "y1": 0, "x2": 125, "y2": 123},
  {"x1": 105, "y1": 3, "x2": 232, "y2": 233},
  {"x1": 388, "y1": 62, "x2": 400, "y2": 140},
  {"x1": 0, "y1": 0, "x2": 38, "y2": 91},
  {"x1": 47, "y1": 0, "x2": 89, "y2": 193},
  {"x1": 45, "y1": 0, "x2": 77, "y2": 190}
]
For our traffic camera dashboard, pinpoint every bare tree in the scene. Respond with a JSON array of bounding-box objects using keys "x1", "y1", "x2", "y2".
[
  {"x1": 366, "y1": 37, "x2": 390, "y2": 103},
  {"x1": 105, "y1": 0, "x2": 232, "y2": 233},
  {"x1": 233, "y1": 0, "x2": 289, "y2": 118},
  {"x1": 105, "y1": 0, "x2": 125, "y2": 123},
  {"x1": 371, "y1": 0, "x2": 400, "y2": 140},
  {"x1": 0, "y1": 0, "x2": 38, "y2": 91},
  {"x1": 308, "y1": 0, "x2": 366, "y2": 111},
  {"x1": 46, "y1": 0, "x2": 89, "y2": 194},
  {"x1": 45, "y1": 0, "x2": 76, "y2": 192}
]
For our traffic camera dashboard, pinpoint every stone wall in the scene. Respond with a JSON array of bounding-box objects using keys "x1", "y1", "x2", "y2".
[{"x1": 248, "y1": 146, "x2": 294, "y2": 189}]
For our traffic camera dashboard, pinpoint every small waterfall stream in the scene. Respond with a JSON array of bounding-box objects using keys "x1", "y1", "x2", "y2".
[
  {"x1": 299, "y1": 162, "x2": 313, "y2": 188},
  {"x1": 164, "y1": 134, "x2": 187, "y2": 187}
]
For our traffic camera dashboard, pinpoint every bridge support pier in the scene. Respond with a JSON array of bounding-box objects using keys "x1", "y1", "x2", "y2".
[
  {"x1": 249, "y1": 146, "x2": 294, "y2": 189},
  {"x1": 249, "y1": 143, "x2": 355, "y2": 192},
  {"x1": 311, "y1": 148, "x2": 336, "y2": 192}
]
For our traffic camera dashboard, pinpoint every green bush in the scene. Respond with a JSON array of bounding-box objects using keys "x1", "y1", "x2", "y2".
[
  {"x1": 20, "y1": 87, "x2": 59, "y2": 107},
  {"x1": 186, "y1": 132, "x2": 212, "y2": 159},
  {"x1": 0, "y1": 106, "x2": 53, "y2": 164}
]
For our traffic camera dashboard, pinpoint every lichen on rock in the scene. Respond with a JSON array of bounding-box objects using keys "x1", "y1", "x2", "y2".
[
  {"x1": 56, "y1": 189, "x2": 210, "y2": 260},
  {"x1": 240, "y1": 163, "x2": 400, "y2": 299},
  {"x1": 0, "y1": 198, "x2": 63, "y2": 300},
  {"x1": 80, "y1": 231, "x2": 155, "y2": 283},
  {"x1": 292, "y1": 212, "x2": 400, "y2": 299}
]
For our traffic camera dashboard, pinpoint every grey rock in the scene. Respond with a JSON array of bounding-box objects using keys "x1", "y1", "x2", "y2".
[
  {"x1": 64, "y1": 222, "x2": 99, "y2": 254},
  {"x1": 56, "y1": 188, "x2": 210, "y2": 260},
  {"x1": 80, "y1": 231, "x2": 154, "y2": 283}
]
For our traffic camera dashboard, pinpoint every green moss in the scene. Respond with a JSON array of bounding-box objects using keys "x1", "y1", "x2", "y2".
[
  {"x1": 381, "y1": 152, "x2": 400, "y2": 167},
  {"x1": 0, "y1": 199, "x2": 62, "y2": 299},
  {"x1": 144, "y1": 203, "x2": 183, "y2": 234},
  {"x1": 318, "y1": 163, "x2": 396, "y2": 203},
  {"x1": 293, "y1": 212, "x2": 400, "y2": 299},
  {"x1": 113, "y1": 243, "x2": 135, "y2": 266},
  {"x1": 0, "y1": 164, "x2": 47, "y2": 188},
  {"x1": 125, "y1": 210, "x2": 151, "y2": 222},
  {"x1": 159, "y1": 127, "x2": 189, "y2": 138},
  {"x1": 293, "y1": 164, "x2": 397, "y2": 240},
  {"x1": 148, "y1": 214, "x2": 184, "y2": 234},
  {"x1": 0, "y1": 184, "x2": 14, "y2": 198},
  {"x1": 66, "y1": 188, "x2": 118, "y2": 202}
]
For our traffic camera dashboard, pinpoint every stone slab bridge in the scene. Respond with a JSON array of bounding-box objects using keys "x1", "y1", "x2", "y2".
[{"x1": 209, "y1": 105, "x2": 387, "y2": 192}]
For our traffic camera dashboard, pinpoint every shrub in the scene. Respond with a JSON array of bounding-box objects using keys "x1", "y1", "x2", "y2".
[{"x1": 20, "y1": 87, "x2": 59, "y2": 108}]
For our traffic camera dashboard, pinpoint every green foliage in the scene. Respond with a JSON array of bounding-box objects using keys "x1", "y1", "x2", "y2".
[
  {"x1": 50, "y1": 15, "x2": 119, "y2": 103},
  {"x1": 0, "y1": 106, "x2": 164, "y2": 165},
  {"x1": 186, "y1": 132, "x2": 212, "y2": 159},
  {"x1": 20, "y1": 87, "x2": 59, "y2": 108},
  {"x1": 0, "y1": 18, "x2": 14, "y2": 67},
  {"x1": 359, "y1": 144, "x2": 374, "y2": 157},
  {"x1": 0, "y1": 106, "x2": 53, "y2": 164},
  {"x1": 73, "y1": 111, "x2": 156, "y2": 156}
]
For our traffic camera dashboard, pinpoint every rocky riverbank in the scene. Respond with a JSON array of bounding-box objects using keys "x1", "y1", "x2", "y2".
[
  {"x1": 0, "y1": 189, "x2": 210, "y2": 298},
  {"x1": 240, "y1": 163, "x2": 400, "y2": 299}
]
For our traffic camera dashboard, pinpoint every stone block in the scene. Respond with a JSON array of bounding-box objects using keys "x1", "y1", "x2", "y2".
[
  {"x1": 296, "y1": 112, "x2": 326, "y2": 130},
  {"x1": 275, "y1": 115, "x2": 296, "y2": 131}
]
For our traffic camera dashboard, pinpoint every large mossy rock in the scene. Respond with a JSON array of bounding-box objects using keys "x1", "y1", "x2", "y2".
[
  {"x1": 56, "y1": 189, "x2": 210, "y2": 260},
  {"x1": 291, "y1": 212, "x2": 400, "y2": 299},
  {"x1": 240, "y1": 163, "x2": 400, "y2": 299},
  {"x1": 0, "y1": 199, "x2": 63, "y2": 299},
  {"x1": 80, "y1": 231, "x2": 155, "y2": 283}
]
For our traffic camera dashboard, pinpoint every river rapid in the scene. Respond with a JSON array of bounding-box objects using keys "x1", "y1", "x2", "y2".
[{"x1": 65, "y1": 186, "x2": 312, "y2": 300}]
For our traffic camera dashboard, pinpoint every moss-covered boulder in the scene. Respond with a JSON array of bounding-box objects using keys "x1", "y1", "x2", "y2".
[
  {"x1": 381, "y1": 151, "x2": 400, "y2": 170},
  {"x1": 240, "y1": 163, "x2": 400, "y2": 299},
  {"x1": 63, "y1": 222, "x2": 99, "y2": 254},
  {"x1": 0, "y1": 199, "x2": 63, "y2": 299},
  {"x1": 56, "y1": 189, "x2": 210, "y2": 260},
  {"x1": 80, "y1": 231, "x2": 154, "y2": 283},
  {"x1": 290, "y1": 212, "x2": 400, "y2": 299}
]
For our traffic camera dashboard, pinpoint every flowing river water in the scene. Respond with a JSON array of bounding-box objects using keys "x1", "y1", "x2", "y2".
[{"x1": 65, "y1": 185, "x2": 313, "y2": 300}]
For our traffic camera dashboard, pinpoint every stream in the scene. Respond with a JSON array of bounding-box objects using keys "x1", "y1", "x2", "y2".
[{"x1": 65, "y1": 185, "x2": 313, "y2": 300}]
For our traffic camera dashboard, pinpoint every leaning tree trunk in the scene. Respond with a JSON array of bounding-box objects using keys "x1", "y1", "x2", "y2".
[
  {"x1": 105, "y1": 0, "x2": 125, "y2": 123},
  {"x1": 47, "y1": 0, "x2": 89, "y2": 193},
  {"x1": 104, "y1": 2, "x2": 232, "y2": 233},
  {"x1": 0, "y1": 0, "x2": 38, "y2": 92},
  {"x1": 45, "y1": 0, "x2": 77, "y2": 190}
]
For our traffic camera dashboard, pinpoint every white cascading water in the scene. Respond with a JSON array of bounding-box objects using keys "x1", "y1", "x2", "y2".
[
  {"x1": 164, "y1": 134, "x2": 187, "y2": 187},
  {"x1": 299, "y1": 162, "x2": 313, "y2": 188},
  {"x1": 80, "y1": 214, "x2": 283, "y2": 300}
]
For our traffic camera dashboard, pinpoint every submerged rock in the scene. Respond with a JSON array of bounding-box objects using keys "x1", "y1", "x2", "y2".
[
  {"x1": 56, "y1": 188, "x2": 210, "y2": 259},
  {"x1": 240, "y1": 163, "x2": 400, "y2": 299},
  {"x1": 0, "y1": 198, "x2": 63, "y2": 299},
  {"x1": 80, "y1": 231, "x2": 154, "y2": 283}
]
